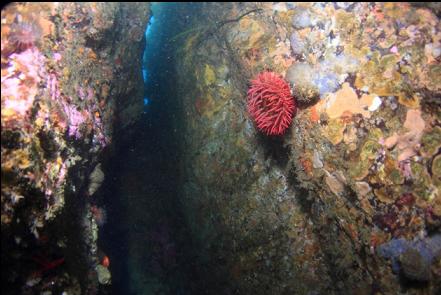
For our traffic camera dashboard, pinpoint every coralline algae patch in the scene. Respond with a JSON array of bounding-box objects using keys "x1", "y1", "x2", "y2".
[
  {"x1": 1, "y1": 48, "x2": 45, "y2": 127},
  {"x1": 2, "y1": 14, "x2": 102, "y2": 230},
  {"x1": 1, "y1": 15, "x2": 67, "y2": 228}
]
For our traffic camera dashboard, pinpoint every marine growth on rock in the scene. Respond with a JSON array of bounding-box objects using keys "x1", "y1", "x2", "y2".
[
  {"x1": 377, "y1": 234, "x2": 441, "y2": 282},
  {"x1": 8, "y1": 21, "x2": 42, "y2": 52},
  {"x1": 247, "y1": 71, "x2": 296, "y2": 136}
]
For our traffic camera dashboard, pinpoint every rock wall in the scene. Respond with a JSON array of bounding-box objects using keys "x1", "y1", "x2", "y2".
[
  {"x1": 1, "y1": 3, "x2": 149, "y2": 293},
  {"x1": 176, "y1": 3, "x2": 440, "y2": 294},
  {"x1": 2, "y1": 2, "x2": 440, "y2": 294}
]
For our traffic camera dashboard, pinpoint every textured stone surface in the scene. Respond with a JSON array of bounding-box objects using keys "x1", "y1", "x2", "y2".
[
  {"x1": 1, "y1": 3, "x2": 149, "y2": 293},
  {"x1": 176, "y1": 2, "x2": 441, "y2": 294},
  {"x1": 2, "y1": 2, "x2": 440, "y2": 294}
]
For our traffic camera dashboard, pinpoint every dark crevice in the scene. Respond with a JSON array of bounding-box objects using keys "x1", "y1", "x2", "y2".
[
  {"x1": 257, "y1": 134, "x2": 291, "y2": 168},
  {"x1": 98, "y1": 3, "x2": 203, "y2": 294}
]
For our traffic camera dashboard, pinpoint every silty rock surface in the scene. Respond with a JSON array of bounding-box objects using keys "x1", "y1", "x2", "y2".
[
  {"x1": 176, "y1": 3, "x2": 441, "y2": 294},
  {"x1": 1, "y1": 3, "x2": 149, "y2": 293}
]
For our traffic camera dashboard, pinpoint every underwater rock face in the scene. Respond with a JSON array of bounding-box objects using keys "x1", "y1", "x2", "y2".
[
  {"x1": 377, "y1": 234, "x2": 441, "y2": 282},
  {"x1": 2, "y1": 2, "x2": 441, "y2": 294},
  {"x1": 1, "y1": 2, "x2": 150, "y2": 293},
  {"x1": 177, "y1": 2, "x2": 441, "y2": 294}
]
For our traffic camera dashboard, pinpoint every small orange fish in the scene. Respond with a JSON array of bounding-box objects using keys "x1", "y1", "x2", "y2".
[{"x1": 101, "y1": 255, "x2": 110, "y2": 268}]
